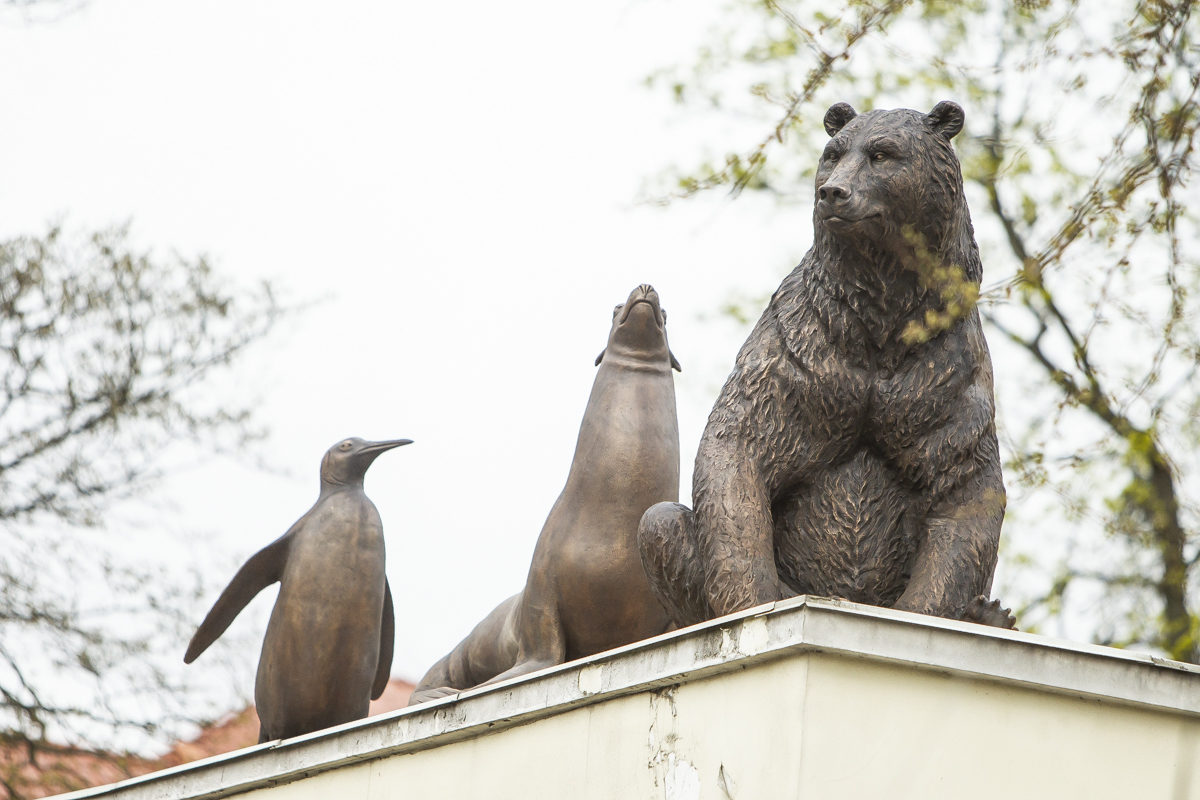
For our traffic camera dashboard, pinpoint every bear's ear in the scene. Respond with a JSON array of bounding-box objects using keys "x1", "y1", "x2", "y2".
[
  {"x1": 926, "y1": 101, "x2": 965, "y2": 140},
  {"x1": 823, "y1": 102, "x2": 857, "y2": 137}
]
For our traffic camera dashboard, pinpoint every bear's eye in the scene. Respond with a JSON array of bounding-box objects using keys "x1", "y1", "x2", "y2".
[
  {"x1": 872, "y1": 151, "x2": 887, "y2": 162},
  {"x1": 825, "y1": 151, "x2": 839, "y2": 162}
]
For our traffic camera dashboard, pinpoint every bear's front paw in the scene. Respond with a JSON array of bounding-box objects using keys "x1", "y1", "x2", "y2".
[{"x1": 962, "y1": 595, "x2": 1017, "y2": 630}]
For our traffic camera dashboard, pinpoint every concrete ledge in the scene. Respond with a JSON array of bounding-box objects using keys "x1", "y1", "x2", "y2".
[{"x1": 57, "y1": 597, "x2": 1200, "y2": 800}]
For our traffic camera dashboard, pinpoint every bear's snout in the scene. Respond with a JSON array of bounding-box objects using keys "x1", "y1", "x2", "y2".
[
  {"x1": 818, "y1": 181, "x2": 852, "y2": 202},
  {"x1": 817, "y1": 176, "x2": 871, "y2": 232}
]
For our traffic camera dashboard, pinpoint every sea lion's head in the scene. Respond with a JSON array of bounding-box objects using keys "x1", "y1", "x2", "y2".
[
  {"x1": 321, "y1": 437, "x2": 413, "y2": 488},
  {"x1": 594, "y1": 284, "x2": 681, "y2": 372}
]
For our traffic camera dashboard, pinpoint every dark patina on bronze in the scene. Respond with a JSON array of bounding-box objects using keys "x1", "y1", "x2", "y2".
[
  {"x1": 410, "y1": 285, "x2": 681, "y2": 705},
  {"x1": 184, "y1": 437, "x2": 410, "y2": 741},
  {"x1": 640, "y1": 102, "x2": 1015, "y2": 630}
]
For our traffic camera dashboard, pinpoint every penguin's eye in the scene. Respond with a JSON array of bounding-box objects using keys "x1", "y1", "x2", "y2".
[
  {"x1": 661, "y1": 308, "x2": 668, "y2": 322},
  {"x1": 341, "y1": 442, "x2": 352, "y2": 450},
  {"x1": 613, "y1": 304, "x2": 623, "y2": 318}
]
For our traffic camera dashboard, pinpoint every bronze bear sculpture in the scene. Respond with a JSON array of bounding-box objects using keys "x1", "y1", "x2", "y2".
[{"x1": 639, "y1": 101, "x2": 1014, "y2": 629}]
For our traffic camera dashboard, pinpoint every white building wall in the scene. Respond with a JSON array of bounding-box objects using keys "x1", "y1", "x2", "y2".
[{"x1": 246, "y1": 653, "x2": 1199, "y2": 800}]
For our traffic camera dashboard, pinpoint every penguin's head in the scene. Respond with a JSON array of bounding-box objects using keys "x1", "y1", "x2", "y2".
[
  {"x1": 320, "y1": 437, "x2": 412, "y2": 488},
  {"x1": 594, "y1": 284, "x2": 681, "y2": 372}
]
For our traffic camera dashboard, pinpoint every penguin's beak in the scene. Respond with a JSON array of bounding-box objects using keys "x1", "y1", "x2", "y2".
[{"x1": 359, "y1": 439, "x2": 413, "y2": 457}]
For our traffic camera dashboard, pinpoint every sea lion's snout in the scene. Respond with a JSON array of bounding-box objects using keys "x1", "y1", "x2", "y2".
[
  {"x1": 597, "y1": 284, "x2": 681, "y2": 372},
  {"x1": 619, "y1": 284, "x2": 665, "y2": 328}
]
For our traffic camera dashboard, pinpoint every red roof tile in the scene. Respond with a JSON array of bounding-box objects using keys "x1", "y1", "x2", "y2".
[{"x1": 0, "y1": 679, "x2": 414, "y2": 799}]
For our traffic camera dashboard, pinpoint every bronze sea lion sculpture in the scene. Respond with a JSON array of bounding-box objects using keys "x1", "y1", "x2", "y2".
[
  {"x1": 639, "y1": 102, "x2": 1015, "y2": 630},
  {"x1": 184, "y1": 436, "x2": 411, "y2": 741},
  {"x1": 409, "y1": 284, "x2": 681, "y2": 705}
]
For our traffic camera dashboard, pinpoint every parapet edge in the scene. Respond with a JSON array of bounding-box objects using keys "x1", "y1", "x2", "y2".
[{"x1": 55, "y1": 597, "x2": 1200, "y2": 800}]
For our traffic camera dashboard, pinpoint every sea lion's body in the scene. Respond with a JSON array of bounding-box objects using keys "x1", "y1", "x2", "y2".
[
  {"x1": 185, "y1": 438, "x2": 409, "y2": 742},
  {"x1": 410, "y1": 285, "x2": 680, "y2": 704}
]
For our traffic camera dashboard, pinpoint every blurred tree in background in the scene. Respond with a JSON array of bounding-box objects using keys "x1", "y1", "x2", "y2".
[
  {"x1": 0, "y1": 0, "x2": 84, "y2": 22},
  {"x1": 0, "y1": 227, "x2": 279, "y2": 797},
  {"x1": 651, "y1": 0, "x2": 1200, "y2": 661}
]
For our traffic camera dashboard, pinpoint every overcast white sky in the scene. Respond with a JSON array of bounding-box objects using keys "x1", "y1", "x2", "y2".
[{"x1": 0, "y1": 0, "x2": 810, "y2": 690}]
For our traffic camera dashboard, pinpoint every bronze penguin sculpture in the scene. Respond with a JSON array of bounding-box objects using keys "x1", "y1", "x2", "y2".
[
  {"x1": 184, "y1": 436, "x2": 411, "y2": 742},
  {"x1": 409, "y1": 284, "x2": 681, "y2": 705}
]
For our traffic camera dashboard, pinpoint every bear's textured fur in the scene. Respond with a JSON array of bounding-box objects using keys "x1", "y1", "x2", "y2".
[{"x1": 639, "y1": 101, "x2": 1013, "y2": 629}]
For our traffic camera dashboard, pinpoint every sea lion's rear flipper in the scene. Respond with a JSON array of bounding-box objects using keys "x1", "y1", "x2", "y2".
[
  {"x1": 183, "y1": 533, "x2": 293, "y2": 664},
  {"x1": 371, "y1": 579, "x2": 395, "y2": 700}
]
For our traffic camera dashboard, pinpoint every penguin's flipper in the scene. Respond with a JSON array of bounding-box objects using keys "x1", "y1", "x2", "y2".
[
  {"x1": 371, "y1": 579, "x2": 396, "y2": 700},
  {"x1": 184, "y1": 533, "x2": 292, "y2": 664}
]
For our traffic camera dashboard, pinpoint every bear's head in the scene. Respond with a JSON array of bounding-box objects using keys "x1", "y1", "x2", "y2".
[{"x1": 813, "y1": 101, "x2": 978, "y2": 281}]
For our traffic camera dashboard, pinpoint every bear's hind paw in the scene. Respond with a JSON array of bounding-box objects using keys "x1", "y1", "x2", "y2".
[{"x1": 962, "y1": 595, "x2": 1017, "y2": 630}]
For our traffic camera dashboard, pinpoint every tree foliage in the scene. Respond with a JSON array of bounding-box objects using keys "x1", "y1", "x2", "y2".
[
  {"x1": 0, "y1": 226, "x2": 279, "y2": 797},
  {"x1": 0, "y1": 0, "x2": 85, "y2": 22},
  {"x1": 653, "y1": 0, "x2": 1200, "y2": 660}
]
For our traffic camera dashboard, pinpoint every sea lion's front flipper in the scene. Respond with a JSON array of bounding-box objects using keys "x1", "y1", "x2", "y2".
[
  {"x1": 372, "y1": 579, "x2": 395, "y2": 700},
  {"x1": 183, "y1": 533, "x2": 293, "y2": 664}
]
